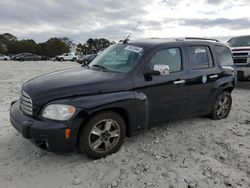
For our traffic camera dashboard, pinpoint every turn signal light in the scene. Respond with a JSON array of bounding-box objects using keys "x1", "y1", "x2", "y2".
[{"x1": 65, "y1": 128, "x2": 71, "y2": 139}]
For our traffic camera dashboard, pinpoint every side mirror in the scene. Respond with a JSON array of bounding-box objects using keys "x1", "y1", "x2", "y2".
[{"x1": 144, "y1": 64, "x2": 170, "y2": 77}]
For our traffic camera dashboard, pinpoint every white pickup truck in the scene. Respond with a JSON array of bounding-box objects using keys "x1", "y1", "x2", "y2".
[
  {"x1": 228, "y1": 35, "x2": 250, "y2": 80},
  {"x1": 56, "y1": 53, "x2": 78, "y2": 61}
]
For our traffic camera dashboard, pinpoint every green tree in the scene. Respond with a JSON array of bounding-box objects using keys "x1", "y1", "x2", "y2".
[
  {"x1": 40, "y1": 37, "x2": 70, "y2": 57},
  {"x1": 7, "y1": 39, "x2": 41, "y2": 55},
  {"x1": 76, "y1": 38, "x2": 115, "y2": 55},
  {"x1": 0, "y1": 33, "x2": 17, "y2": 54}
]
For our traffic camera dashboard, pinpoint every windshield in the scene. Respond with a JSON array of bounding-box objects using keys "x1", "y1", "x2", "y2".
[
  {"x1": 228, "y1": 36, "x2": 250, "y2": 47},
  {"x1": 89, "y1": 44, "x2": 144, "y2": 73}
]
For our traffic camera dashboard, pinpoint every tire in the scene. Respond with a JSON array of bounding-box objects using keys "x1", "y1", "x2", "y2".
[
  {"x1": 4, "y1": 58, "x2": 7, "y2": 61},
  {"x1": 72, "y1": 58, "x2": 77, "y2": 62},
  {"x1": 79, "y1": 111, "x2": 126, "y2": 159},
  {"x1": 19, "y1": 58, "x2": 24, "y2": 62},
  {"x1": 34, "y1": 58, "x2": 38, "y2": 61},
  {"x1": 210, "y1": 91, "x2": 232, "y2": 120},
  {"x1": 59, "y1": 58, "x2": 64, "y2": 61}
]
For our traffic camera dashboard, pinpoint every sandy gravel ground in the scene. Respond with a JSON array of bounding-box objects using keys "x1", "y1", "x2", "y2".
[{"x1": 0, "y1": 61, "x2": 249, "y2": 188}]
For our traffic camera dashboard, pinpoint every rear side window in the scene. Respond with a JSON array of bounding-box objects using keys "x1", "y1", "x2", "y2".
[
  {"x1": 149, "y1": 48, "x2": 182, "y2": 72},
  {"x1": 189, "y1": 46, "x2": 213, "y2": 69},
  {"x1": 214, "y1": 45, "x2": 233, "y2": 66}
]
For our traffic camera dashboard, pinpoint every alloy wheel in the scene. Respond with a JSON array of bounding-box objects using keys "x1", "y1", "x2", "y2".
[
  {"x1": 88, "y1": 119, "x2": 120, "y2": 153},
  {"x1": 216, "y1": 95, "x2": 231, "y2": 118}
]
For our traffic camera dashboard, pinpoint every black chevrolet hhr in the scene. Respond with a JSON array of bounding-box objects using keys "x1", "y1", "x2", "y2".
[{"x1": 10, "y1": 38, "x2": 236, "y2": 159}]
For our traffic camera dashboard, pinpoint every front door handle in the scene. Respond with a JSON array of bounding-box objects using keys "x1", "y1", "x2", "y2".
[
  {"x1": 174, "y1": 80, "x2": 185, "y2": 85},
  {"x1": 209, "y1": 74, "x2": 218, "y2": 79}
]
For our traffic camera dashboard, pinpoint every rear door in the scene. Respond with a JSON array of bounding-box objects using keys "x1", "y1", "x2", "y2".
[
  {"x1": 24, "y1": 54, "x2": 32, "y2": 61},
  {"x1": 185, "y1": 43, "x2": 222, "y2": 114}
]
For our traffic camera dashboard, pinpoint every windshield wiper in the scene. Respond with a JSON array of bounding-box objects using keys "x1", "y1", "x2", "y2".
[{"x1": 91, "y1": 64, "x2": 109, "y2": 72}]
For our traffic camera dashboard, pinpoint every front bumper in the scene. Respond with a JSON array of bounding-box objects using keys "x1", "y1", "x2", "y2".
[
  {"x1": 235, "y1": 66, "x2": 250, "y2": 79},
  {"x1": 10, "y1": 100, "x2": 77, "y2": 152}
]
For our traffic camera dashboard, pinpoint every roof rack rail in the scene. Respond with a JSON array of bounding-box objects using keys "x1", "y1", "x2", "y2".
[{"x1": 185, "y1": 37, "x2": 219, "y2": 42}]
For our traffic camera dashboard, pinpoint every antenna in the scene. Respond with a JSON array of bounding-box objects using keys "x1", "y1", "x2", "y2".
[{"x1": 122, "y1": 21, "x2": 141, "y2": 44}]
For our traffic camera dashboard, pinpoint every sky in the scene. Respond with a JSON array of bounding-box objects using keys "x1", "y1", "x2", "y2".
[{"x1": 0, "y1": 0, "x2": 250, "y2": 43}]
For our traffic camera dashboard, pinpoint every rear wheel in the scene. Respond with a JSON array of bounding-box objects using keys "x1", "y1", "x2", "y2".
[
  {"x1": 210, "y1": 91, "x2": 232, "y2": 120},
  {"x1": 4, "y1": 58, "x2": 7, "y2": 61},
  {"x1": 59, "y1": 58, "x2": 64, "y2": 61},
  {"x1": 79, "y1": 111, "x2": 126, "y2": 159}
]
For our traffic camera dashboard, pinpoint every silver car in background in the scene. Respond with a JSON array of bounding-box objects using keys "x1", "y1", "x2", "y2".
[{"x1": 0, "y1": 54, "x2": 10, "y2": 61}]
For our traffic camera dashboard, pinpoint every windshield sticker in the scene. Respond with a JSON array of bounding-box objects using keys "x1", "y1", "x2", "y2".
[{"x1": 124, "y1": 45, "x2": 143, "y2": 53}]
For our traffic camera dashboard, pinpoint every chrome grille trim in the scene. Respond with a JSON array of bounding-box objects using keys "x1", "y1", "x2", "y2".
[
  {"x1": 233, "y1": 58, "x2": 248, "y2": 64},
  {"x1": 20, "y1": 90, "x2": 33, "y2": 116}
]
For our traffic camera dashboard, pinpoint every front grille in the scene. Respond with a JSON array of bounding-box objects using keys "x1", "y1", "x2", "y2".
[
  {"x1": 233, "y1": 58, "x2": 248, "y2": 64},
  {"x1": 233, "y1": 53, "x2": 248, "y2": 56},
  {"x1": 20, "y1": 90, "x2": 33, "y2": 116}
]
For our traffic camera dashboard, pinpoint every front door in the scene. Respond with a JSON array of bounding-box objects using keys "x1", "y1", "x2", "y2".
[{"x1": 134, "y1": 46, "x2": 189, "y2": 124}]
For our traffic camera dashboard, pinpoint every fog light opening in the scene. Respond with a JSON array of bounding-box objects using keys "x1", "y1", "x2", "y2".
[{"x1": 36, "y1": 141, "x2": 49, "y2": 149}]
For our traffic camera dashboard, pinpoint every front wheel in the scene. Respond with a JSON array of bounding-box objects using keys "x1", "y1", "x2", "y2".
[
  {"x1": 79, "y1": 111, "x2": 126, "y2": 159},
  {"x1": 210, "y1": 91, "x2": 232, "y2": 120}
]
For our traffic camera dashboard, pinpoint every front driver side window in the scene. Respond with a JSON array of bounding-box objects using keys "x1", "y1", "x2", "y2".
[{"x1": 149, "y1": 48, "x2": 182, "y2": 73}]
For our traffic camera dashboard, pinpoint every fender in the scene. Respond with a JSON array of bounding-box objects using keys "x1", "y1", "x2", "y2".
[
  {"x1": 206, "y1": 74, "x2": 235, "y2": 113},
  {"x1": 212, "y1": 74, "x2": 235, "y2": 95},
  {"x1": 52, "y1": 91, "x2": 149, "y2": 137}
]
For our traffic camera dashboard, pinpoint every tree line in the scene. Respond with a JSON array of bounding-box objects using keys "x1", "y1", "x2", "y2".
[{"x1": 0, "y1": 33, "x2": 115, "y2": 57}]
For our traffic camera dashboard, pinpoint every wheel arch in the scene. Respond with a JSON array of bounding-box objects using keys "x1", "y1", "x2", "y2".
[{"x1": 75, "y1": 107, "x2": 131, "y2": 146}]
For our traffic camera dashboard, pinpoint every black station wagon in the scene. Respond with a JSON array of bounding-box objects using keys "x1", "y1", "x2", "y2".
[{"x1": 10, "y1": 38, "x2": 236, "y2": 159}]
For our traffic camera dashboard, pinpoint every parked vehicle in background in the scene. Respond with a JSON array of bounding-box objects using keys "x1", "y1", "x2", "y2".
[
  {"x1": 77, "y1": 54, "x2": 97, "y2": 65},
  {"x1": 0, "y1": 54, "x2": 10, "y2": 61},
  {"x1": 10, "y1": 38, "x2": 236, "y2": 159},
  {"x1": 11, "y1": 53, "x2": 36, "y2": 60},
  {"x1": 40, "y1": 56, "x2": 50, "y2": 61},
  {"x1": 55, "y1": 53, "x2": 78, "y2": 61},
  {"x1": 11, "y1": 53, "x2": 31, "y2": 60},
  {"x1": 228, "y1": 35, "x2": 250, "y2": 80},
  {"x1": 15, "y1": 53, "x2": 41, "y2": 61}
]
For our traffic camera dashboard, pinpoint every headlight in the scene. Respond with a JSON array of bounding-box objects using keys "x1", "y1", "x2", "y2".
[{"x1": 42, "y1": 104, "x2": 76, "y2": 121}]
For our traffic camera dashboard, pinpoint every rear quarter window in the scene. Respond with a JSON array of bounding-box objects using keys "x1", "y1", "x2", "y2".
[
  {"x1": 188, "y1": 46, "x2": 213, "y2": 70},
  {"x1": 214, "y1": 45, "x2": 233, "y2": 66}
]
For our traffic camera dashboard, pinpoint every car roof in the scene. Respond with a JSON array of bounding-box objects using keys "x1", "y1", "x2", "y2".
[
  {"x1": 125, "y1": 37, "x2": 224, "y2": 48},
  {"x1": 229, "y1": 35, "x2": 250, "y2": 40}
]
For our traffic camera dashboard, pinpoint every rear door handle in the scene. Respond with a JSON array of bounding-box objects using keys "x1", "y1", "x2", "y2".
[
  {"x1": 174, "y1": 80, "x2": 185, "y2": 85},
  {"x1": 209, "y1": 74, "x2": 218, "y2": 79}
]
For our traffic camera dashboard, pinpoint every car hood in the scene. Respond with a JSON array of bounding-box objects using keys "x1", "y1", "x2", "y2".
[{"x1": 22, "y1": 67, "x2": 132, "y2": 110}]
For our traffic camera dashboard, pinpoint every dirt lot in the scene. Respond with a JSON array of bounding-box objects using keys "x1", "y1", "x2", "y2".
[{"x1": 0, "y1": 61, "x2": 249, "y2": 188}]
